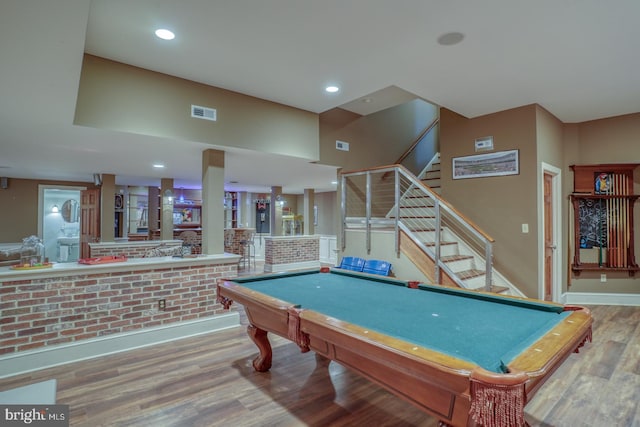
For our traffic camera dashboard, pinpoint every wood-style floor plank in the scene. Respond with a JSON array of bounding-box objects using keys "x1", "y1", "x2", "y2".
[{"x1": 1, "y1": 305, "x2": 639, "y2": 426}]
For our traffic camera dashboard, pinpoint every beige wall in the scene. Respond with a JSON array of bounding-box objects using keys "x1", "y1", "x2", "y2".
[
  {"x1": 536, "y1": 106, "x2": 565, "y2": 167},
  {"x1": 314, "y1": 191, "x2": 338, "y2": 236},
  {"x1": 318, "y1": 99, "x2": 436, "y2": 172},
  {"x1": 440, "y1": 105, "x2": 540, "y2": 296},
  {"x1": 564, "y1": 113, "x2": 640, "y2": 293},
  {"x1": 440, "y1": 106, "x2": 640, "y2": 297},
  {"x1": 75, "y1": 55, "x2": 319, "y2": 161},
  {"x1": 0, "y1": 178, "x2": 95, "y2": 242},
  {"x1": 535, "y1": 106, "x2": 566, "y2": 295}
]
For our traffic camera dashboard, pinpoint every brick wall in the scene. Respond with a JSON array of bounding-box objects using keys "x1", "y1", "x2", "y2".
[
  {"x1": 265, "y1": 237, "x2": 319, "y2": 265},
  {"x1": 224, "y1": 229, "x2": 254, "y2": 256},
  {"x1": 90, "y1": 241, "x2": 183, "y2": 259},
  {"x1": 150, "y1": 230, "x2": 203, "y2": 254},
  {"x1": 0, "y1": 262, "x2": 238, "y2": 355}
]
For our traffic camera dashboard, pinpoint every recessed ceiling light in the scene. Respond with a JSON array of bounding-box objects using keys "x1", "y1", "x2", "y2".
[
  {"x1": 325, "y1": 85, "x2": 340, "y2": 93},
  {"x1": 155, "y1": 29, "x2": 175, "y2": 40},
  {"x1": 331, "y1": 181, "x2": 338, "y2": 185},
  {"x1": 437, "y1": 32, "x2": 465, "y2": 46},
  {"x1": 153, "y1": 163, "x2": 165, "y2": 168}
]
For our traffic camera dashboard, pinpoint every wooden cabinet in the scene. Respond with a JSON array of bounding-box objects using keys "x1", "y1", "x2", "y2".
[{"x1": 570, "y1": 164, "x2": 640, "y2": 275}]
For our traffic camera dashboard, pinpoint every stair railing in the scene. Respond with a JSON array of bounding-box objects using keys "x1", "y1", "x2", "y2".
[
  {"x1": 395, "y1": 117, "x2": 439, "y2": 174},
  {"x1": 341, "y1": 164, "x2": 495, "y2": 290}
]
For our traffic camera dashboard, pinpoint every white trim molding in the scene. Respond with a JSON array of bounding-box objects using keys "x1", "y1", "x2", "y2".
[
  {"x1": 264, "y1": 260, "x2": 321, "y2": 273},
  {"x1": 563, "y1": 292, "x2": 640, "y2": 306},
  {"x1": 0, "y1": 312, "x2": 240, "y2": 379}
]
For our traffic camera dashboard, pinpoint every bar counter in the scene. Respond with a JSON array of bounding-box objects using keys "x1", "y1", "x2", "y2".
[
  {"x1": 0, "y1": 253, "x2": 241, "y2": 377},
  {"x1": 0, "y1": 253, "x2": 238, "y2": 281}
]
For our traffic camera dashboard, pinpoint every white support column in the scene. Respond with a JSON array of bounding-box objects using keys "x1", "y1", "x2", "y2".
[
  {"x1": 201, "y1": 149, "x2": 225, "y2": 254},
  {"x1": 160, "y1": 178, "x2": 174, "y2": 241},
  {"x1": 100, "y1": 173, "x2": 116, "y2": 242},
  {"x1": 304, "y1": 188, "x2": 315, "y2": 236},
  {"x1": 270, "y1": 186, "x2": 283, "y2": 236}
]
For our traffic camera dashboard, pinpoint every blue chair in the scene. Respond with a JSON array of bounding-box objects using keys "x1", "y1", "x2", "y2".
[
  {"x1": 338, "y1": 256, "x2": 365, "y2": 272},
  {"x1": 362, "y1": 259, "x2": 392, "y2": 276}
]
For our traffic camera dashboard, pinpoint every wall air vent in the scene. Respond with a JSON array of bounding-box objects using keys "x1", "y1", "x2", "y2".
[
  {"x1": 336, "y1": 140, "x2": 350, "y2": 151},
  {"x1": 191, "y1": 105, "x2": 217, "y2": 121}
]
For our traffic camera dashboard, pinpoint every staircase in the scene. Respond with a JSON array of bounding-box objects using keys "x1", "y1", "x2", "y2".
[
  {"x1": 419, "y1": 153, "x2": 441, "y2": 195},
  {"x1": 342, "y1": 160, "x2": 522, "y2": 296}
]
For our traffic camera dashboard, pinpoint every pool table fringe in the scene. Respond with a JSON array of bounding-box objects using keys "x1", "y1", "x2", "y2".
[{"x1": 469, "y1": 368, "x2": 528, "y2": 427}]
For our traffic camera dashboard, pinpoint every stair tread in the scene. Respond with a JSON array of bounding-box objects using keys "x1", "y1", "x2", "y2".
[
  {"x1": 441, "y1": 254, "x2": 473, "y2": 262},
  {"x1": 424, "y1": 240, "x2": 456, "y2": 246},
  {"x1": 456, "y1": 268, "x2": 485, "y2": 279},
  {"x1": 397, "y1": 216, "x2": 436, "y2": 220},
  {"x1": 406, "y1": 195, "x2": 435, "y2": 199}
]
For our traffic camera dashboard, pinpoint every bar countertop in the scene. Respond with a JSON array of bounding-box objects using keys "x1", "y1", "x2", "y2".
[{"x1": 0, "y1": 253, "x2": 240, "y2": 281}]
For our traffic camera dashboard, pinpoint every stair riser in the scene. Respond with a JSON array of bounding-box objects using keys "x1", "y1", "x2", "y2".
[
  {"x1": 398, "y1": 208, "x2": 436, "y2": 218},
  {"x1": 422, "y1": 178, "x2": 441, "y2": 188},
  {"x1": 464, "y1": 275, "x2": 489, "y2": 289},
  {"x1": 443, "y1": 258, "x2": 476, "y2": 272},
  {"x1": 426, "y1": 243, "x2": 459, "y2": 257}
]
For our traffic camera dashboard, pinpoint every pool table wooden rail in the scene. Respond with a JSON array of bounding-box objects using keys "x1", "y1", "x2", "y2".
[{"x1": 217, "y1": 279, "x2": 593, "y2": 427}]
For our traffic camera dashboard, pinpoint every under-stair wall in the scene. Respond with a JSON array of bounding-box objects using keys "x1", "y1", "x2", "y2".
[
  {"x1": 342, "y1": 229, "x2": 431, "y2": 284},
  {"x1": 341, "y1": 160, "x2": 524, "y2": 296}
]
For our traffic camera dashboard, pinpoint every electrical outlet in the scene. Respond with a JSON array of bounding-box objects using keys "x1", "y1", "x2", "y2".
[
  {"x1": 600, "y1": 274, "x2": 607, "y2": 283},
  {"x1": 158, "y1": 299, "x2": 166, "y2": 310}
]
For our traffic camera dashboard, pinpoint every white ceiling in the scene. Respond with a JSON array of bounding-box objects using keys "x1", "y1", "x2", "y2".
[{"x1": 1, "y1": 0, "x2": 639, "y2": 193}]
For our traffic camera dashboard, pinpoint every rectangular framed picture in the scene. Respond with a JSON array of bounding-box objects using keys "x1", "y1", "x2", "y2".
[{"x1": 452, "y1": 149, "x2": 519, "y2": 180}]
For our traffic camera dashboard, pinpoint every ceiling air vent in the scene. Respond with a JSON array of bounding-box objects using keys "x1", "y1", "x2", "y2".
[{"x1": 191, "y1": 105, "x2": 217, "y2": 121}]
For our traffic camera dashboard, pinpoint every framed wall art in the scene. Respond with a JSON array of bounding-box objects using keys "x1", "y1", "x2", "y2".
[{"x1": 452, "y1": 149, "x2": 519, "y2": 180}]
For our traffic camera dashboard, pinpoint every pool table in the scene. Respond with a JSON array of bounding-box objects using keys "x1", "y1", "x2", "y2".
[{"x1": 217, "y1": 268, "x2": 592, "y2": 427}]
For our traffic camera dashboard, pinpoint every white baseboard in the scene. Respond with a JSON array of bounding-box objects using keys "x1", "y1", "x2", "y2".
[
  {"x1": 563, "y1": 292, "x2": 640, "y2": 306},
  {"x1": 264, "y1": 260, "x2": 321, "y2": 272},
  {"x1": 0, "y1": 312, "x2": 240, "y2": 379}
]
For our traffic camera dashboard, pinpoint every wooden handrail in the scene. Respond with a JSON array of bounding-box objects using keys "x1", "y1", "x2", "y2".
[{"x1": 395, "y1": 117, "x2": 440, "y2": 165}]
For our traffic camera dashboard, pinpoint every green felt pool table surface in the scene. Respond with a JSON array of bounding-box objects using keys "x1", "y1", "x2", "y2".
[
  {"x1": 219, "y1": 268, "x2": 593, "y2": 427},
  {"x1": 231, "y1": 269, "x2": 569, "y2": 373}
]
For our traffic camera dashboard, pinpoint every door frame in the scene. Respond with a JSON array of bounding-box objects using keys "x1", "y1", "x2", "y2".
[
  {"x1": 539, "y1": 163, "x2": 562, "y2": 302},
  {"x1": 37, "y1": 184, "x2": 87, "y2": 237}
]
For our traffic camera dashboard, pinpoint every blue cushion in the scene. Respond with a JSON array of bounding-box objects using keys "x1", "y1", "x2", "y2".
[
  {"x1": 362, "y1": 260, "x2": 392, "y2": 276},
  {"x1": 338, "y1": 256, "x2": 365, "y2": 272}
]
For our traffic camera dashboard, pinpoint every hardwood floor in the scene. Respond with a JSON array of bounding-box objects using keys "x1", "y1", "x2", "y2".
[{"x1": 1, "y1": 304, "x2": 639, "y2": 426}]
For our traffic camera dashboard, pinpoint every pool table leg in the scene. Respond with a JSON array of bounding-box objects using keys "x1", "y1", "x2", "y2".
[{"x1": 247, "y1": 324, "x2": 272, "y2": 372}]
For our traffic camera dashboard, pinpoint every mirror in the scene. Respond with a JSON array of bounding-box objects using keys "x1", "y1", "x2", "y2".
[{"x1": 61, "y1": 199, "x2": 79, "y2": 223}]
